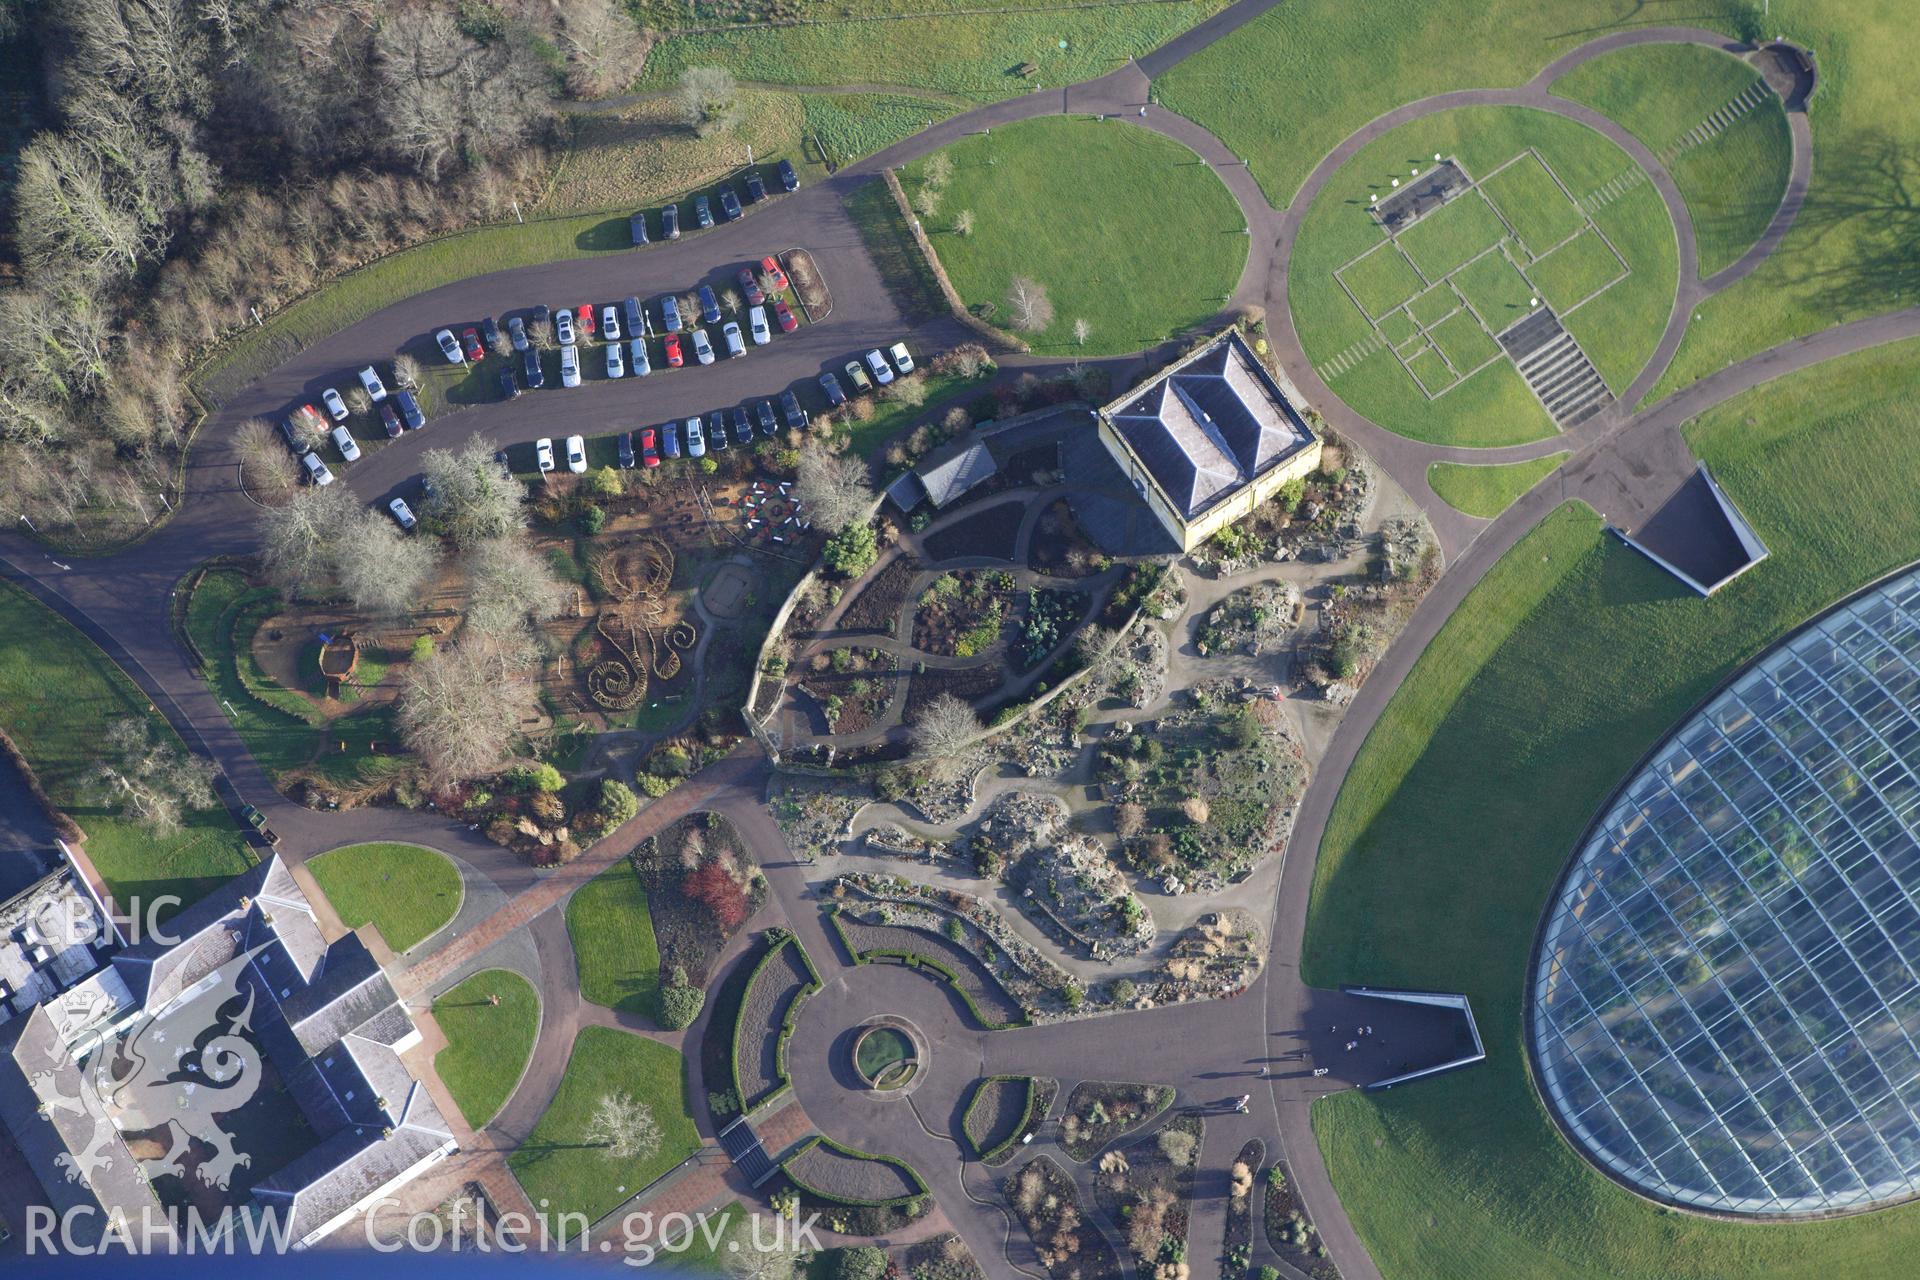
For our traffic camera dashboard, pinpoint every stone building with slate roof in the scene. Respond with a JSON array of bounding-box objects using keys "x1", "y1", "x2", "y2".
[{"x1": 1094, "y1": 328, "x2": 1321, "y2": 551}]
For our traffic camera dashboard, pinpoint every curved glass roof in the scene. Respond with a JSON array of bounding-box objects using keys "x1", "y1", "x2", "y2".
[{"x1": 1532, "y1": 568, "x2": 1920, "y2": 1215}]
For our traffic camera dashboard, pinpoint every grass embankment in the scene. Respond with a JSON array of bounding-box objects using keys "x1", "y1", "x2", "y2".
[
  {"x1": 1307, "y1": 333, "x2": 1920, "y2": 1278},
  {"x1": 567, "y1": 859, "x2": 664, "y2": 1017},
  {"x1": 0, "y1": 579, "x2": 254, "y2": 913},
  {"x1": 1426, "y1": 453, "x2": 1568, "y2": 518},
  {"x1": 432, "y1": 969, "x2": 541, "y2": 1130},
  {"x1": 899, "y1": 116, "x2": 1247, "y2": 357},
  {"x1": 509, "y1": 1026, "x2": 701, "y2": 1237},
  {"x1": 308, "y1": 841, "x2": 462, "y2": 953}
]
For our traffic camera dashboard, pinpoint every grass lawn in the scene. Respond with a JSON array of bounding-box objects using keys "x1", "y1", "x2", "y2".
[
  {"x1": 1377, "y1": 309, "x2": 1419, "y2": 348},
  {"x1": 1295, "y1": 106, "x2": 1674, "y2": 446},
  {"x1": 801, "y1": 94, "x2": 959, "y2": 168},
  {"x1": 182, "y1": 567, "x2": 323, "y2": 777},
  {"x1": 0, "y1": 579, "x2": 254, "y2": 914},
  {"x1": 1340, "y1": 243, "x2": 1426, "y2": 319},
  {"x1": 308, "y1": 842, "x2": 463, "y2": 953},
  {"x1": 1528, "y1": 229, "x2": 1624, "y2": 312},
  {"x1": 509, "y1": 1026, "x2": 701, "y2": 1237},
  {"x1": 1670, "y1": 103, "x2": 1794, "y2": 277},
  {"x1": 1403, "y1": 345, "x2": 1454, "y2": 394},
  {"x1": 899, "y1": 116, "x2": 1246, "y2": 356},
  {"x1": 1452, "y1": 249, "x2": 1535, "y2": 331},
  {"x1": 1427, "y1": 309, "x2": 1498, "y2": 373},
  {"x1": 567, "y1": 859, "x2": 663, "y2": 1017},
  {"x1": 431, "y1": 969, "x2": 540, "y2": 1130},
  {"x1": 1408, "y1": 282, "x2": 1461, "y2": 329},
  {"x1": 1397, "y1": 192, "x2": 1508, "y2": 280},
  {"x1": 1307, "y1": 332, "x2": 1920, "y2": 1278},
  {"x1": 1480, "y1": 152, "x2": 1587, "y2": 256},
  {"x1": 1425, "y1": 452, "x2": 1567, "y2": 518}
]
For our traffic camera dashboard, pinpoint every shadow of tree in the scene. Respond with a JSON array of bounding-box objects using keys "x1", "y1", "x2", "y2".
[{"x1": 1767, "y1": 129, "x2": 1920, "y2": 316}]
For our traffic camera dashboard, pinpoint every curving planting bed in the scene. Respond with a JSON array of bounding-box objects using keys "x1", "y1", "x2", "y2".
[
  {"x1": 782, "y1": 1136, "x2": 926, "y2": 1207},
  {"x1": 829, "y1": 907, "x2": 1027, "y2": 1028},
  {"x1": 963, "y1": 1075, "x2": 1055, "y2": 1164},
  {"x1": 731, "y1": 930, "x2": 822, "y2": 1110}
]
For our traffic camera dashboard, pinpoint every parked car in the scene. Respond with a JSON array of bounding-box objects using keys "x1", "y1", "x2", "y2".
[
  {"x1": 729, "y1": 406, "x2": 754, "y2": 446},
  {"x1": 435, "y1": 328, "x2": 464, "y2": 363},
  {"x1": 461, "y1": 327, "x2": 484, "y2": 362},
  {"x1": 684, "y1": 417, "x2": 706, "y2": 457},
  {"x1": 749, "y1": 306, "x2": 771, "y2": 345},
  {"x1": 659, "y1": 294, "x2": 682, "y2": 333},
  {"x1": 772, "y1": 299, "x2": 798, "y2": 333},
  {"x1": 662, "y1": 203, "x2": 680, "y2": 239},
  {"x1": 721, "y1": 322, "x2": 746, "y2": 358},
  {"x1": 278, "y1": 413, "x2": 307, "y2": 453},
  {"x1": 508, "y1": 315, "x2": 529, "y2": 351},
  {"x1": 690, "y1": 328, "x2": 715, "y2": 365},
  {"x1": 606, "y1": 342, "x2": 625, "y2": 378},
  {"x1": 745, "y1": 169, "x2": 767, "y2": 203},
  {"x1": 760, "y1": 255, "x2": 790, "y2": 292},
  {"x1": 560, "y1": 344, "x2": 580, "y2": 387},
  {"x1": 777, "y1": 159, "x2": 798, "y2": 192},
  {"x1": 481, "y1": 315, "x2": 502, "y2": 349},
  {"x1": 780, "y1": 388, "x2": 808, "y2": 430},
  {"x1": 388, "y1": 497, "x2": 417, "y2": 530},
  {"x1": 629, "y1": 211, "x2": 649, "y2": 246},
  {"x1": 532, "y1": 303, "x2": 552, "y2": 327},
  {"x1": 737, "y1": 268, "x2": 766, "y2": 307},
  {"x1": 694, "y1": 194, "x2": 713, "y2": 228},
  {"x1": 888, "y1": 341, "x2": 915, "y2": 374},
  {"x1": 754, "y1": 399, "x2": 778, "y2": 436},
  {"x1": 697, "y1": 284, "x2": 721, "y2": 325},
  {"x1": 719, "y1": 187, "x2": 743, "y2": 221},
  {"x1": 640, "y1": 428, "x2": 660, "y2": 468},
  {"x1": 628, "y1": 337, "x2": 651, "y2": 377},
  {"x1": 617, "y1": 431, "x2": 635, "y2": 469},
  {"x1": 395, "y1": 389, "x2": 425, "y2": 429},
  {"x1": 331, "y1": 425, "x2": 360, "y2": 462},
  {"x1": 622, "y1": 295, "x2": 644, "y2": 337},
  {"x1": 706, "y1": 410, "x2": 729, "y2": 450},
  {"x1": 601, "y1": 304, "x2": 622, "y2": 341},
  {"x1": 536, "y1": 437, "x2": 555, "y2": 473},
  {"x1": 844, "y1": 360, "x2": 873, "y2": 393},
  {"x1": 379, "y1": 402, "x2": 402, "y2": 437},
  {"x1": 494, "y1": 449, "x2": 513, "y2": 477},
  {"x1": 554, "y1": 309, "x2": 575, "y2": 344},
  {"x1": 865, "y1": 349, "x2": 896, "y2": 385},
  {"x1": 358, "y1": 365, "x2": 388, "y2": 401},
  {"x1": 664, "y1": 333, "x2": 684, "y2": 367},
  {"x1": 522, "y1": 347, "x2": 545, "y2": 388},
  {"x1": 498, "y1": 367, "x2": 520, "y2": 399},
  {"x1": 576, "y1": 304, "x2": 596, "y2": 336},
  {"x1": 663, "y1": 421, "x2": 682, "y2": 458},
  {"x1": 321, "y1": 387, "x2": 349, "y2": 421},
  {"x1": 300, "y1": 451, "x2": 333, "y2": 486},
  {"x1": 818, "y1": 371, "x2": 847, "y2": 407},
  {"x1": 566, "y1": 435, "x2": 587, "y2": 473}
]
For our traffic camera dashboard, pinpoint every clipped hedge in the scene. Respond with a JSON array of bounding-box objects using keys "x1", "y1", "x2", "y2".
[
  {"x1": 831, "y1": 907, "x2": 1027, "y2": 1030},
  {"x1": 781, "y1": 1135, "x2": 927, "y2": 1208},
  {"x1": 729, "y1": 930, "x2": 824, "y2": 1111},
  {"x1": 962, "y1": 1075, "x2": 1041, "y2": 1163}
]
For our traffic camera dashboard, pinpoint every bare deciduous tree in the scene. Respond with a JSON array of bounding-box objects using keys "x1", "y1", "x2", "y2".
[
  {"x1": 392, "y1": 352, "x2": 422, "y2": 389},
  {"x1": 909, "y1": 693, "x2": 981, "y2": 783},
  {"x1": 911, "y1": 187, "x2": 940, "y2": 220},
  {"x1": 881, "y1": 375, "x2": 926, "y2": 409},
  {"x1": 793, "y1": 449, "x2": 875, "y2": 534},
  {"x1": 720, "y1": 287, "x2": 743, "y2": 316},
  {"x1": 344, "y1": 385, "x2": 372, "y2": 417},
  {"x1": 724, "y1": 1217, "x2": 803, "y2": 1280},
  {"x1": 86, "y1": 717, "x2": 215, "y2": 836},
  {"x1": 921, "y1": 153, "x2": 953, "y2": 190},
  {"x1": 256, "y1": 482, "x2": 359, "y2": 593},
  {"x1": 338, "y1": 507, "x2": 437, "y2": 618},
  {"x1": 953, "y1": 209, "x2": 974, "y2": 236},
  {"x1": 234, "y1": 416, "x2": 293, "y2": 499},
  {"x1": 374, "y1": 7, "x2": 554, "y2": 181},
  {"x1": 464, "y1": 536, "x2": 565, "y2": 650},
  {"x1": 1007, "y1": 276, "x2": 1054, "y2": 334},
  {"x1": 675, "y1": 66, "x2": 742, "y2": 138},
  {"x1": 398, "y1": 631, "x2": 538, "y2": 783},
  {"x1": 420, "y1": 437, "x2": 528, "y2": 545},
  {"x1": 555, "y1": 0, "x2": 650, "y2": 98},
  {"x1": 527, "y1": 316, "x2": 553, "y2": 350},
  {"x1": 1073, "y1": 317, "x2": 1092, "y2": 346},
  {"x1": 583, "y1": 1091, "x2": 661, "y2": 1161}
]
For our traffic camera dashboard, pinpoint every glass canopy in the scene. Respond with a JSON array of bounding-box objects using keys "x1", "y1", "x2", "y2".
[{"x1": 1532, "y1": 568, "x2": 1920, "y2": 1214}]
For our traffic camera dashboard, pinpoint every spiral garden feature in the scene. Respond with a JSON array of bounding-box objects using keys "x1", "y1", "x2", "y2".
[{"x1": 582, "y1": 537, "x2": 697, "y2": 713}]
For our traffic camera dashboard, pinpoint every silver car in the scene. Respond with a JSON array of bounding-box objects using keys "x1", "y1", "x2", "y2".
[
  {"x1": 300, "y1": 451, "x2": 334, "y2": 486},
  {"x1": 865, "y1": 348, "x2": 895, "y2": 385},
  {"x1": 691, "y1": 329, "x2": 715, "y2": 365},
  {"x1": 435, "y1": 328, "x2": 464, "y2": 363},
  {"x1": 721, "y1": 322, "x2": 746, "y2": 358},
  {"x1": 607, "y1": 342, "x2": 625, "y2": 379},
  {"x1": 321, "y1": 388, "x2": 349, "y2": 421},
  {"x1": 601, "y1": 304, "x2": 621, "y2": 341},
  {"x1": 560, "y1": 344, "x2": 580, "y2": 388},
  {"x1": 749, "y1": 306, "x2": 770, "y2": 345},
  {"x1": 628, "y1": 337, "x2": 651, "y2": 377},
  {"x1": 388, "y1": 498, "x2": 417, "y2": 530},
  {"x1": 684, "y1": 416, "x2": 706, "y2": 457},
  {"x1": 330, "y1": 425, "x2": 360, "y2": 462},
  {"x1": 358, "y1": 365, "x2": 388, "y2": 402}
]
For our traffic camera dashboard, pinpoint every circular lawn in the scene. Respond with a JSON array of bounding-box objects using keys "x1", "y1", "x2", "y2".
[{"x1": 308, "y1": 841, "x2": 462, "y2": 953}]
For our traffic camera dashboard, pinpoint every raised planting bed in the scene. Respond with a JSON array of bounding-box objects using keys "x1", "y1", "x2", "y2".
[
  {"x1": 1059, "y1": 1081, "x2": 1174, "y2": 1161},
  {"x1": 797, "y1": 647, "x2": 898, "y2": 735},
  {"x1": 1028, "y1": 500, "x2": 1108, "y2": 577},
  {"x1": 783, "y1": 1136, "x2": 926, "y2": 1206},
  {"x1": 1090, "y1": 1112, "x2": 1203, "y2": 1270},
  {"x1": 699, "y1": 943, "x2": 763, "y2": 1125},
  {"x1": 904, "y1": 663, "x2": 1002, "y2": 723},
  {"x1": 964, "y1": 1075, "x2": 1058, "y2": 1164},
  {"x1": 1222, "y1": 1139, "x2": 1265, "y2": 1279},
  {"x1": 1005, "y1": 1156, "x2": 1123, "y2": 1280},
  {"x1": 731, "y1": 931, "x2": 821, "y2": 1110},
  {"x1": 830, "y1": 907, "x2": 1027, "y2": 1028},
  {"x1": 1263, "y1": 1160, "x2": 1337, "y2": 1279},
  {"x1": 838, "y1": 555, "x2": 923, "y2": 634},
  {"x1": 1012, "y1": 587, "x2": 1088, "y2": 672},
  {"x1": 923, "y1": 501, "x2": 1023, "y2": 562},
  {"x1": 913, "y1": 569, "x2": 1016, "y2": 657}
]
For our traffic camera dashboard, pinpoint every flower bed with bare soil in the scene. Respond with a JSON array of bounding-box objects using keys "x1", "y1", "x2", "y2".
[
  {"x1": 963, "y1": 1075, "x2": 1053, "y2": 1163},
  {"x1": 632, "y1": 813, "x2": 766, "y2": 985},
  {"x1": 904, "y1": 662, "x2": 1002, "y2": 725},
  {"x1": 797, "y1": 647, "x2": 897, "y2": 734},
  {"x1": 923, "y1": 501, "x2": 1023, "y2": 562},
  {"x1": 830, "y1": 906, "x2": 1028, "y2": 1028},
  {"x1": 783, "y1": 1136, "x2": 924, "y2": 1205},
  {"x1": 1091, "y1": 1113, "x2": 1203, "y2": 1272},
  {"x1": 1028, "y1": 500, "x2": 1108, "y2": 577},
  {"x1": 1222, "y1": 1139, "x2": 1264, "y2": 1279},
  {"x1": 839, "y1": 555, "x2": 923, "y2": 634},
  {"x1": 912, "y1": 570, "x2": 1016, "y2": 656},
  {"x1": 1005, "y1": 1156, "x2": 1122, "y2": 1280},
  {"x1": 732, "y1": 931, "x2": 819, "y2": 1109},
  {"x1": 1263, "y1": 1160, "x2": 1337, "y2": 1279},
  {"x1": 1059, "y1": 1081, "x2": 1174, "y2": 1161}
]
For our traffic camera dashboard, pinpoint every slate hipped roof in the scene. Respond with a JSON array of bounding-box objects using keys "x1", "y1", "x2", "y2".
[{"x1": 1103, "y1": 330, "x2": 1316, "y2": 520}]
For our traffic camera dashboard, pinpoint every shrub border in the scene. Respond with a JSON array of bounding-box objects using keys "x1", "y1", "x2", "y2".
[
  {"x1": 962, "y1": 1074, "x2": 1040, "y2": 1163},
  {"x1": 781, "y1": 1134, "x2": 928, "y2": 1208},
  {"x1": 830, "y1": 904, "x2": 1032, "y2": 1030},
  {"x1": 729, "y1": 929, "x2": 824, "y2": 1112}
]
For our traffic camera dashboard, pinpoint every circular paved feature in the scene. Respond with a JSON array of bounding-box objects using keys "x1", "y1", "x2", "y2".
[{"x1": 852, "y1": 1017, "x2": 925, "y2": 1094}]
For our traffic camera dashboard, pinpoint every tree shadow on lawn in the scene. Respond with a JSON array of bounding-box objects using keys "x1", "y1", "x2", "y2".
[
  {"x1": 1770, "y1": 129, "x2": 1920, "y2": 318},
  {"x1": 576, "y1": 217, "x2": 635, "y2": 252}
]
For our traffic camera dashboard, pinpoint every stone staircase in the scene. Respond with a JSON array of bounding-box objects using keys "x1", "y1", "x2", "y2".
[{"x1": 1498, "y1": 307, "x2": 1613, "y2": 427}]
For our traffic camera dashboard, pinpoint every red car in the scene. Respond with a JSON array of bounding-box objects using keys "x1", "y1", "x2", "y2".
[
  {"x1": 772, "y1": 299, "x2": 798, "y2": 334},
  {"x1": 736, "y1": 267, "x2": 765, "y2": 307},
  {"x1": 760, "y1": 255, "x2": 789, "y2": 292},
  {"x1": 461, "y1": 327, "x2": 484, "y2": 362},
  {"x1": 576, "y1": 304, "x2": 595, "y2": 336},
  {"x1": 664, "y1": 333, "x2": 684, "y2": 367},
  {"x1": 639, "y1": 427, "x2": 660, "y2": 468},
  {"x1": 378, "y1": 402, "x2": 402, "y2": 438}
]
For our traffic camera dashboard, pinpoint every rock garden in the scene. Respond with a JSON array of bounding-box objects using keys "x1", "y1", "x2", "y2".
[
  {"x1": 1092, "y1": 1114, "x2": 1205, "y2": 1280},
  {"x1": 1005, "y1": 1156, "x2": 1122, "y2": 1280},
  {"x1": 1059, "y1": 1082, "x2": 1173, "y2": 1161}
]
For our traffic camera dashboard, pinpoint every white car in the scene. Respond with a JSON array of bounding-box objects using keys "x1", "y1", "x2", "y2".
[
  {"x1": 321, "y1": 388, "x2": 349, "y2": 421},
  {"x1": 560, "y1": 344, "x2": 580, "y2": 388},
  {"x1": 628, "y1": 338, "x2": 651, "y2": 377},
  {"x1": 535, "y1": 437, "x2": 555, "y2": 473},
  {"x1": 299, "y1": 451, "x2": 333, "y2": 486},
  {"x1": 606, "y1": 342, "x2": 625, "y2": 379},
  {"x1": 684, "y1": 417, "x2": 706, "y2": 457},
  {"x1": 358, "y1": 366, "x2": 388, "y2": 402},
  {"x1": 601, "y1": 304, "x2": 621, "y2": 341},
  {"x1": 330, "y1": 425, "x2": 360, "y2": 462},
  {"x1": 721, "y1": 322, "x2": 746, "y2": 359},
  {"x1": 865, "y1": 349, "x2": 895, "y2": 385},
  {"x1": 566, "y1": 434, "x2": 588, "y2": 474},
  {"x1": 434, "y1": 328, "x2": 464, "y2": 363},
  {"x1": 748, "y1": 306, "x2": 770, "y2": 346},
  {"x1": 555, "y1": 310, "x2": 576, "y2": 345},
  {"x1": 691, "y1": 329, "x2": 714, "y2": 365},
  {"x1": 388, "y1": 498, "x2": 417, "y2": 530},
  {"x1": 888, "y1": 341, "x2": 915, "y2": 375}
]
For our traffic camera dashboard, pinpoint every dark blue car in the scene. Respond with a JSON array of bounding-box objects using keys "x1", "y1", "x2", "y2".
[
  {"x1": 521, "y1": 348, "x2": 544, "y2": 389},
  {"x1": 697, "y1": 284, "x2": 721, "y2": 325},
  {"x1": 777, "y1": 159, "x2": 798, "y2": 193},
  {"x1": 719, "y1": 187, "x2": 743, "y2": 221},
  {"x1": 694, "y1": 194, "x2": 713, "y2": 228}
]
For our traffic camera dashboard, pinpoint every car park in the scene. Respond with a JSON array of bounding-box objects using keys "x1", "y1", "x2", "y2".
[
  {"x1": 760, "y1": 255, "x2": 790, "y2": 291},
  {"x1": 277, "y1": 417, "x2": 302, "y2": 451},
  {"x1": 379, "y1": 402, "x2": 403, "y2": 437},
  {"x1": 691, "y1": 329, "x2": 714, "y2": 365},
  {"x1": 462, "y1": 327, "x2": 484, "y2": 362},
  {"x1": 754, "y1": 399, "x2": 778, "y2": 436},
  {"x1": 745, "y1": 170, "x2": 767, "y2": 203},
  {"x1": 498, "y1": 367, "x2": 520, "y2": 398},
  {"x1": 818, "y1": 371, "x2": 847, "y2": 407},
  {"x1": 628, "y1": 337, "x2": 651, "y2": 376},
  {"x1": 532, "y1": 303, "x2": 551, "y2": 327},
  {"x1": 622, "y1": 296, "x2": 644, "y2": 336},
  {"x1": 780, "y1": 388, "x2": 808, "y2": 429},
  {"x1": 889, "y1": 341, "x2": 915, "y2": 374},
  {"x1": 321, "y1": 387, "x2": 349, "y2": 421},
  {"x1": 629, "y1": 211, "x2": 649, "y2": 246},
  {"x1": 640, "y1": 428, "x2": 659, "y2": 468},
  {"x1": 684, "y1": 417, "x2": 705, "y2": 457},
  {"x1": 706, "y1": 411, "x2": 729, "y2": 450},
  {"x1": 300, "y1": 451, "x2": 333, "y2": 486},
  {"x1": 508, "y1": 315, "x2": 529, "y2": 351},
  {"x1": 659, "y1": 295, "x2": 682, "y2": 333},
  {"x1": 694, "y1": 194, "x2": 713, "y2": 228},
  {"x1": 331, "y1": 425, "x2": 360, "y2": 461},
  {"x1": 749, "y1": 306, "x2": 770, "y2": 345},
  {"x1": 777, "y1": 159, "x2": 798, "y2": 192},
  {"x1": 554, "y1": 310, "x2": 575, "y2": 344},
  {"x1": 389, "y1": 498, "x2": 417, "y2": 530},
  {"x1": 722, "y1": 322, "x2": 746, "y2": 358},
  {"x1": 664, "y1": 333, "x2": 684, "y2": 367},
  {"x1": 772, "y1": 299, "x2": 798, "y2": 333},
  {"x1": 618, "y1": 432, "x2": 635, "y2": 469},
  {"x1": 606, "y1": 342, "x2": 625, "y2": 378},
  {"x1": 697, "y1": 284, "x2": 721, "y2": 325},
  {"x1": 359, "y1": 365, "x2": 388, "y2": 401},
  {"x1": 719, "y1": 187, "x2": 743, "y2": 221},
  {"x1": 576, "y1": 304, "x2": 595, "y2": 336},
  {"x1": 395, "y1": 389, "x2": 425, "y2": 429},
  {"x1": 560, "y1": 344, "x2": 580, "y2": 387},
  {"x1": 536, "y1": 437, "x2": 555, "y2": 473},
  {"x1": 662, "y1": 203, "x2": 680, "y2": 239},
  {"x1": 566, "y1": 435, "x2": 587, "y2": 473},
  {"x1": 844, "y1": 360, "x2": 873, "y2": 393},
  {"x1": 866, "y1": 349, "x2": 896, "y2": 385},
  {"x1": 601, "y1": 304, "x2": 621, "y2": 341},
  {"x1": 737, "y1": 268, "x2": 766, "y2": 307},
  {"x1": 435, "y1": 328, "x2": 464, "y2": 362},
  {"x1": 729, "y1": 406, "x2": 754, "y2": 446},
  {"x1": 522, "y1": 347, "x2": 544, "y2": 388}
]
